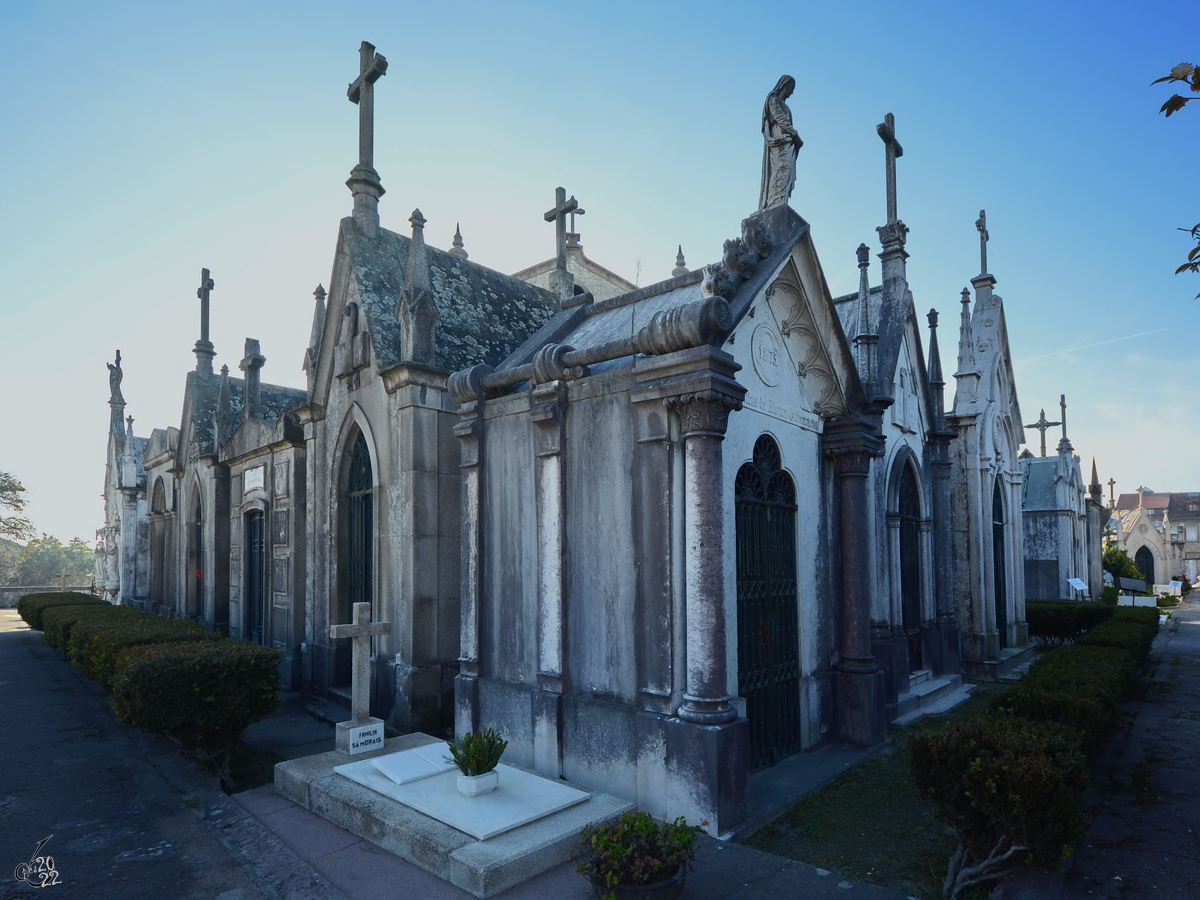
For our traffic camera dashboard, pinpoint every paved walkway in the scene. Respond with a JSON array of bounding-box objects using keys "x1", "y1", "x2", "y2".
[{"x1": 0, "y1": 609, "x2": 905, "y2": 899}]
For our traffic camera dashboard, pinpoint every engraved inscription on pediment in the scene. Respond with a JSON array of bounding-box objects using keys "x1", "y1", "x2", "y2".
[{"x1": 768, "y1": 274, "x2": 847, "y2": 418}]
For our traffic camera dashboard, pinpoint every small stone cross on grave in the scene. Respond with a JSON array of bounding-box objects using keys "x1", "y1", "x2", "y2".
[
  {"x1": 330, "y1": 602, "x2": 390, "y2": 727},
  {"x1": 1023, "y1": 408, "x2": 1061, "y2": 457}
]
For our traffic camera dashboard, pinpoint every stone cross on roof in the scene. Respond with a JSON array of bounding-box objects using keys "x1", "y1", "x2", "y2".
[
  {"x1": 329, "y1": 602, "x2": 390, "y2": 726},
  {"x1": 544, "y1": 187, "x2": 579, "y2": 304},
  {"x1": 1108, "y1": 477, "x2": 1116, "y2": 506},
  {"x1": 346, "y1": 42, "x2": 388, "y2": 233},
  {"x1": 1057, "y1": 393, "x2": 1072, "y2": 453},
  {"x1": 876, "y1": 112, "x2": 903, "y2": 225},
  {"x1": 975, "y1": 210, "x2": 989, "y2": 277},
  {"x1": 193, "y1": 268, "x2": 216, "y2": 375},
  {"x1": 1023, "y1": 408, "x2": 1062, "y2": 457}
]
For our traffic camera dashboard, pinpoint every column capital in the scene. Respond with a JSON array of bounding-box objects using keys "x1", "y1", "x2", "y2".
[{"x1": 665, "y1": 389, "x2": 742, "y2": 438}]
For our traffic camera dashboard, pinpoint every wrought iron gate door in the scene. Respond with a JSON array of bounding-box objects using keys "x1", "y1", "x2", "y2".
[
  {"x1": 898, "y1": 466, "x2": 923, "y2": 670},
  {"x1": 736, "y1": 435, "x2": 800, "y2": 772},
  {"x1": 338, "y1": 433, "x2": 374, "y2": 684},
  {"x1": 245, "y1": 510, "x2": 266, "y2": 645},
  {"x1": 992, "y1": 478, "x2": 1008, "y2": 650}
]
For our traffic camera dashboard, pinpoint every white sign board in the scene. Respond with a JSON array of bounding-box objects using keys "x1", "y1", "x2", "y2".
[
  {"x1": 244, "y1": 465, "x2": 265, "y2": 494},
  {"x1": 348, "y1": 721, "x2": 384, "y2": 755},
  {"x1": 1068, "y1": 578, "x2": 1088, "y2": 592},
  {"x1": 1169, "y1": 580, "x2": 1182, "y2": 589}
]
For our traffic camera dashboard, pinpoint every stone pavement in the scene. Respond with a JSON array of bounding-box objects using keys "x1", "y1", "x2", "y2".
[
  {"x1": 0, "y1": 609, "x2": 906, "y2": 899},
  {"x1": 999, "y1": 601, "x2": 1200, "y2": 899}
]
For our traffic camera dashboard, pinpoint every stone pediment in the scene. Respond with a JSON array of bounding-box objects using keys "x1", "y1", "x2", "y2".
[{"x1": 764, "y1": 266, "x2": 848, "y2": 419}]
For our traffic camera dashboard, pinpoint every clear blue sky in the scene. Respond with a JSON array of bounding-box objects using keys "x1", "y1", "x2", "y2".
[{"x1": 1, "y1": 0, "x2": 1197, "y2": 541}]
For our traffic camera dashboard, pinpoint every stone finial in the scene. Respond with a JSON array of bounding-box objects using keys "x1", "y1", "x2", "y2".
[
  {"x1": 853, "y1": 242, "x2": 878, "y2": 395},
  {"x1": 399, "y1": 208, "x2": 438, "y2": 365},
  {"x1": 449, "y1": 223, "x2": 469, "y2": 259},
  {"x1": 956, "y1": 288, "x2": 975, "y2": 373},
  {"x1": 927, "y1": 308, "x2": 943, "y2": 386},
  {"x1": 1056, "y1": 393, "x2": 1073, "y2": 454},
  {"x1": 239, "y1": 339, "x2": 266, "y2": 422},
  {"x1": 193, "y1": 268, "x2": 217, "y2": 376},
  {"x1": 215, "y1": 364, "x2": 233, "y2": 443},
  {"x1": 672, "y1": 246, "x2": 689, "y2": 277},
  {"x1": 305, "y1": 285, "x2": 327, "y2": 380},
  {"x1": 124, "y1": 416, "x2": 135, "y2": 449}
]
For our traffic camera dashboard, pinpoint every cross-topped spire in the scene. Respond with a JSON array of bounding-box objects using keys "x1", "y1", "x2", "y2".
[
  {"x1": 876, "y1": 113, "x2": 903, "y2": 225},
  {"x1": 975, "y1": 210, "x2": 989, "y2": 276},
  {"x1": 544, "y1": 187, "x2": 578, "y2": 304},
  {"x1": 346, "y1": 41, "x2": 388, "y2": 235},
  {"x1": 1057, "y1": 393, "x2": 1072, "y2": 453},
  {"x1": 193, "y1": 268, "x2": 216, "y2": 376},
  {"x1": 1023, "y1": 408, "x2": 1062, "y2": 457}
]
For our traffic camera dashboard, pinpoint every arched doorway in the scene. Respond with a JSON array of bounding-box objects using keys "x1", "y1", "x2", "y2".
[
  {"x1": 1135, "y1": 546, "x2": 1155, "y2": 587},
  {"x1": 336, "y1": 431, "x2": 373, "y2": 685},
  {"x1": 735, "y1": 435, "x2": 799, "y2": 772},
  {"x1": 992, "y1": 478, "x2": 1008, "y2": 651},
  {"x1": 898, "y1": 465, "x2": 922, "y2": 671},
  {"x1": 188, "y1": 492, "x2": 203, "y2": 620},
  {"x1": 245, "y1": 510, "x2": 267, "y2": 644},
  {"x1": 149, "y1": 479, "x2": 167, "y2": 608}
]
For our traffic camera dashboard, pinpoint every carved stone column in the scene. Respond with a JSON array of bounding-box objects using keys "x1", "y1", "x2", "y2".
[
  {"x1": 666, "y1": 389, "x2": 741, "y2": 725},
  {"x1": 828, "y1": 443, "x2": 886, "y2": 747},
  {"x1": 531, "y1": 380, "x2": 568, "y2": 776}
]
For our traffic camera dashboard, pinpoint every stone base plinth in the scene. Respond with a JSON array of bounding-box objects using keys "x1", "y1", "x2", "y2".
[
  {"x1": 833, "y1": 668, "x2": 887, "y2": 747},
  {"x1": 275, "y1": 733, "x2": 633, "y2": 898},
  {"x1": 335, "y1": 716, "x2": 384, "y2": 754}
]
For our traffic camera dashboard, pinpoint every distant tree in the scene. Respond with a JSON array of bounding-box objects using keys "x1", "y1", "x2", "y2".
[
  {"x1": 1103, "y1": 545, "x2": 1142, "y2": 581},
  {"x1": 1153, "y1": 63, "x2": 1200, "y2": 295},
  {"x1": 10, "y1": 534, "x2": 94, "y2": 587},
  {"x1": 0, "y1": 471, "x2": 34, "y2": 541}
]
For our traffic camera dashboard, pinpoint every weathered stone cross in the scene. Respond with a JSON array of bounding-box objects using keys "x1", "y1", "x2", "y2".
[
  {"x1": 876, "y1": 113, "x2": 903, "y2": 225},
  {"x1": 329, "y1": 602, "x2": 390, "y2": 725},
  {"x1": 544, "y1": 187, "x2": 579, "y2": 272},
  {"x1": 196, "y1": 268, "x2": 215, "y2": 343},
  {"x1": 348, "y1": 42, "x2": 388, "y2": 172},
  {"x1": 1023, "y1": 408, "x2": 1061, "y2": 457},
  {"x1": 1108, "y1": 477, "x2": 1116, "y2": 506},
  {"x1": 975, "y1": 210, "x2": 989, "y2": 276}
]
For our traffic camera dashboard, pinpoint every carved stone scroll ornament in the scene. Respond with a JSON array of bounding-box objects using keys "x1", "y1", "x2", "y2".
[
  {"x1": 666, "y1": 390, "x2": 743, "y2": 438},
  {"x1": 702, "y1": 216, "x2": 775, "y2": 299},
  {"x1": 771, "y1": 278, "x2": 847, "y2": 418},
  {"x1": 447, "y1": 364, "x2": 494, "y2": 405}
]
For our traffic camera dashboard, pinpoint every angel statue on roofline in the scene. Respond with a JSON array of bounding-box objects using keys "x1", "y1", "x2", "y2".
[{"x1": 759, "y1": 75, "x2": 804, "y2": 210}]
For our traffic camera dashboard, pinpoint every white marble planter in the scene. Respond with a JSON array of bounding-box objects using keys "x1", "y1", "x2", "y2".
[{"x1": 456, "y1": 770, "x2": 498, "y2": 797}]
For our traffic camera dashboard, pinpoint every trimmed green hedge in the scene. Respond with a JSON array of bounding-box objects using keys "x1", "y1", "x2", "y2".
[
  {"x1": 909, "y1": 716, "x2": 1088, "y2": 867},
  {"x1": 69, "y1": 612, "x2": 221, "y2": 689},
  {"x1": 1025, "y1": 601, "x2": 1114, "y2": 646},
  {"x1": 42, "y1": 603, "x2": 139, "y2": 652},
  {"x1": 17, "y1": 592, "x2": 106, "y2": 630},
  {"x1": 113, "y1": 641, "x2": 281, "y2": 747}
]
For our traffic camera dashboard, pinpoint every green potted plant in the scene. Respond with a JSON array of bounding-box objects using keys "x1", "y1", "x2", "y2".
[
  {"x1": 445, "y1": 727, "x2": 508, "y2": 797},
  {"x1": 574, "y1": 811, "x2": 704, "y2": 900}
]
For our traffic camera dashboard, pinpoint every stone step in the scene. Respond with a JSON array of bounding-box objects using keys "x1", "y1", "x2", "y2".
[
  {"x1": 889, "y1": 673, "x2": 970, "y2": 728},
  {"x1": 999, "y1": 657, "x2": 1037, "y2": 683},
  {"x1": 890, "y1": 681, "x2": 976, "y2": 729},
  {"x1": 908, "y1": 669, "x2": 932, "y2": 687}
]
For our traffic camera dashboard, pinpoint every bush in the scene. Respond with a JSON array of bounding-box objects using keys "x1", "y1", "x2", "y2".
[
  {"x1": 42, "y1": 603, "x2": 139, "y2": 652},
  {"x1": 446, "y1": 728, "x2": 508, "y2": 776},
  {"x1": 112, "y1": 640, "x2": 281, "y2": 746},
  {"x1": 17, "y1": 592, "x2": 106, "y2": 630},
  {"x1": 1076, "y1": 619, "x2": 1155, "y2": 664},
  {"x1": 1020, "y1": 645, "x2": 1137, "y2": 706},
  {"x1": 1157, "y1": 593, "x2": 1179, "y2": 608},
  {"x1": 575, "y1": 811, "x2": 704, "y2": 896},
  {"x1": 1025, "y1": 601, "x2": 1113, "y2": 646},
  {"x1": 909, "y1": 716, "x2": 1088, "y2": 897},
  {"x1": 1099, "y1": 586, "x2": 1119, "y2": 606},
  {"x1": 990, "y1": 687, "x2": 1113, "y2": 751},
  {"x1": 69, "y1": 611, "x2": 221, "y2": 688}
]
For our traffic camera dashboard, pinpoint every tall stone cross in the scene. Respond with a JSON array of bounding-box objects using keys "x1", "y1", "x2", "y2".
[
  {"x1": 876, "y1": 113, "x2": 903, "y2": 225},
  {"x1": 544, "y1": 187, "x2": 579, "y2": 271},
  {"x1": 975, "y1": 210, "x2": 989, "y2": 276},
  {"x1": 348, "y1": 41, "x2": 388, "y2": 173},
  {"x1": 1108, "y1": 478, "x2": 1116, "y2": 506},
  {"x1": 196, "y1": 268, "x2": 215, "y2": 343},
  {"x1": 1023, "y1": 408, "x2": 1061, "y2": 457},
  {"x1": 329, "y1": 602, "x2": 390, "y2": 726}
]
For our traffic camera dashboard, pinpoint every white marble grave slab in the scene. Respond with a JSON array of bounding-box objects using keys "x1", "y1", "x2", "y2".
[
  {"x1": 334, "y1": 758, "x2": 590, "y2": 841},
  {"x1": 370, "y1": 743, "x2": 456, "y2": 785}
]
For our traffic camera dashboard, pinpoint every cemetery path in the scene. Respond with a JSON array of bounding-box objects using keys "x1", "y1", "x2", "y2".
[{"x1": 1002, "y1": 602, "x2": 1200, "y2": 899}]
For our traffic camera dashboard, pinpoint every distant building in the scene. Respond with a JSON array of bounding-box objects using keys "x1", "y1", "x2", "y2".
[{"x1": 1109, "y1": 488, "x2": 1200, "y2": 586}]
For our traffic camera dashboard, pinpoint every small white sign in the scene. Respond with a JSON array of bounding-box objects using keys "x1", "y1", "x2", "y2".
[
  {"x1": 1169, "y1": 580, "x2": 1183, "y2": 589},
  {"x1": 1068, "y1": 578, "x2": 1088, "y2": 591},
  {"x1": 244, "y1": 465, "x2": 265, "y2": 494},
  {"x1": 348, "y1": 722, "x2": 384, "y2": 755}
]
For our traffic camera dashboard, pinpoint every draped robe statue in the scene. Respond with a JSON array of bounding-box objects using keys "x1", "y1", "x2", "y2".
[{"x1": 759, "y1": 75, "x2": 804, "y2": 210}]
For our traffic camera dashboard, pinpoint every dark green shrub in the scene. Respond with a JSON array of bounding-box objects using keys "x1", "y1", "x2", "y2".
[
  {"x1": 42, "y1": 603, "x2": 139, "y2": 652},
  {"x1": 1021, "y1": 645, "x2": 1137, "y2": 704},
  {"x1": 990, "y1": 687, "x2": 1113, "y2": 750},
  {"x1": 574, "y1": 811, "x2": 703, "y2": 896},
  {"x1": 1025, "y1": 601, "x2": 1113, "y2": 646},
  {"x1": 1076, "y1": 620, "x2": 1154, "y2": 663},
  {"x1": 70, "y1": 612, "x2": 221, "y2": 688},
  {"x1": 909, "y1": 716, "x2": 1088, "y2": 875},
  {"x1": 1099, "y1": 586, "x2": 1119, "y2": 606},
  {"x1": 1156, "y1": 594, "x2": 1179, "y2": 608},
  {"x1": 17, "y1": 592, "x2": 105, "y2": 630},
  {"x1": 446, "y1": 727, "x2": 508, "y2": 776},
  {"x1": 113, "y1": 640, "x2": 281, "y2": 789}
]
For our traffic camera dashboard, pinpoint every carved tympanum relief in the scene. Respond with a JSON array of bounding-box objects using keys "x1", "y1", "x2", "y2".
[{"x1": 768, "y1": 274, "x2": 847, "y2": 418}]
